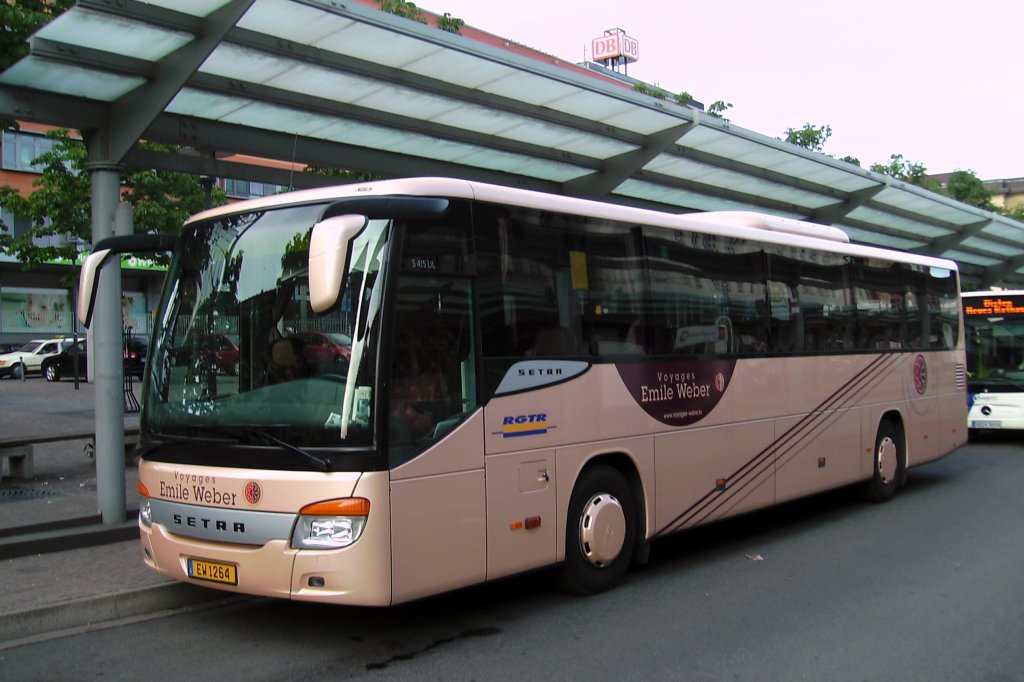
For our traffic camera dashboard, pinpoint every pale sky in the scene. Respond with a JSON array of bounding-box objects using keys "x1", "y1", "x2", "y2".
[{"x1": 422, "y1": 0, "x2": 1023, "y2": 180}]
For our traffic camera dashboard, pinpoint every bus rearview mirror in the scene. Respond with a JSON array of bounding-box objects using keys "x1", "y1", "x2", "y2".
[
  {"x1": 77, "y1": 248, "x2": 115, "y2": 327},
  {"x1": 309, "y1": 214, "x2": 368, "y2": 313}
]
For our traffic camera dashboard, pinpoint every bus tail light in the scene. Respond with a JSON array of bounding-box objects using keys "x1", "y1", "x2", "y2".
[{"x1": 292, "y1": 498, "x2": 370, "y2": 550}]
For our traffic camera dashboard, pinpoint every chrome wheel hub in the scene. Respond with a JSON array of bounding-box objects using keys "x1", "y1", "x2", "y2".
[
  {"x1": 877, "y1": 436, "x2": 898, "y2": 484},
  {"x1": 578, "y1": 493, "x2": 626, "y2": 568}
]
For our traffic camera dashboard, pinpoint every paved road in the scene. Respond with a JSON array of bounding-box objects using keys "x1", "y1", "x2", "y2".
[
  {"x1": 1, "y1": 437, "x2": 1022, "y2": 681},
  {"x1": 0, "y1": 374, "x2": 140, "y2": 528}
]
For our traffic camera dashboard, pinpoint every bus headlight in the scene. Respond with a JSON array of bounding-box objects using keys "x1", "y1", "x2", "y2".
[
  {"x1": 291, "y1": 498, "x2": 370, "y2": 550},
  {"x1": 138, "y1": 480, "x2": 153, "y2": 527}
]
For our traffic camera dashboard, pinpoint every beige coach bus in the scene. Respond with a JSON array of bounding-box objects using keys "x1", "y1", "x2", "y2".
[{"x1": 79, "y1": 178, "x2": 967, "y2": 605}]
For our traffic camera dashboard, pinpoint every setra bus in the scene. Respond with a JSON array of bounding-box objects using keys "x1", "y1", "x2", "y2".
[
  {"x1": 962, "y1": 290, "x2": 1024, "y2": 433},
  {"x1": 78, "y1": 177, "x2": 968, "y2": 605}
]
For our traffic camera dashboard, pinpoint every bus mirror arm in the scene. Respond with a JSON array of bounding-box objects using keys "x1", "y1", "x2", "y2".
[
  {"x1": 77, "y1": 233, "x2": 177, "y2": 328},
  {"x1": 309, "y1": 214, "x2": 368, "y2": 313}
]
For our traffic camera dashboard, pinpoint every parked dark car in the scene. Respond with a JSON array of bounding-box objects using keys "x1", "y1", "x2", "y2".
[
  {"x1": 41, "y1": 339, "x2": 88, "y2": 382},
  {"x1": 123, "y1": 336, "x2": 149, "y2": 379},
  {"x1": 41, "y1": 336, "x2": 149, "y2": 382}
]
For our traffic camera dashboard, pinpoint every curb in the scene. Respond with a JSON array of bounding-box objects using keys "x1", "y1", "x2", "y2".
[
  {"x1": 0, "y1": 582, "x2": 230, "y2": 646},
  {"x1": 0, "y1": 515, "x2": 139, "y2": 560}
]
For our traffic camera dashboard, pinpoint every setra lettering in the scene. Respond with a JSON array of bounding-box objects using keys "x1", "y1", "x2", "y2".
[
  {"x1": 518, "y1": 367, "x2": 563, "y2": 377},
  {"x1": 172, "y1": 513, "x2": 245, "y2": 534}
]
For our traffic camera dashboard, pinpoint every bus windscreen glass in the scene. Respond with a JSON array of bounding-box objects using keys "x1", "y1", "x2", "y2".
[
  {"x1": 964, "y1": 293, "x2": 1024, "y2": 392},
  {"x1": 143, "y1": 204, "x2": 390, "y2": 462}
]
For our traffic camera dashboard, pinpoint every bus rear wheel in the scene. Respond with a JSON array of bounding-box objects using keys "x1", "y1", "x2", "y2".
[
  {"x1": 559, "y1": 464, "x2": 636, "y2": 595},
  {"x1": 864, "y1": 420, "x2": 904, "y2": 503}
]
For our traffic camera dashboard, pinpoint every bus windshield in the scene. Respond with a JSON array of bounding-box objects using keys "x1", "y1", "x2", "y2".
[
  {"x1": 144, "y1": 203, "x2": 390, "y2": 454},
  {"x1": 964, "y1": 293, "x2": 1024, "y2": 391}
]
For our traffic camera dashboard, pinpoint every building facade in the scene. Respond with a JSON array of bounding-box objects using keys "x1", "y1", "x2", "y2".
[{"x1": 0, "y1": 124, "x2": 290, "y2": 349}]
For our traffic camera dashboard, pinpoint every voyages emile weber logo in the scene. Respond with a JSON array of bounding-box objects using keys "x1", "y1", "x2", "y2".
[
  {"x1": 615, "y1": 360, "x2": 736, "y2": 426},
  {"x1": 491, "y1": 359, "x2": 734, "y2": 432}
]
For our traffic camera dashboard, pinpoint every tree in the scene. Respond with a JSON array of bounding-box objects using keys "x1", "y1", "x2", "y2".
[
  {"x1": 706, "y1": 100, "x2": 733, "y2": 121},
  {"x1": 0, "y1": 1, "x2": 75, "y2": 132},
  {"x1": 942, "y1": 169, "x2": 995, "y2": 211},
  {"x1": 0, "y1": 129, "x2": 226, "y2": 270},
  {"x1": 869, "y1": 154, "x2": 931, "y2": 186},
  {"x1": 782, "y1": 123, "x2": 858, "y2": 165},
  {"x1": 376, "y1": 0, "x2": 426, "y2": 23},
  {"x1": 784, "y1": 123, "x2": 832, "y2": 153}
]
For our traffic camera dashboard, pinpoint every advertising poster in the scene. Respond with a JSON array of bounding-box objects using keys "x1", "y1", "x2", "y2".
[{"x1": 0, "y1": 288, "x2": 70, "y2": 334}]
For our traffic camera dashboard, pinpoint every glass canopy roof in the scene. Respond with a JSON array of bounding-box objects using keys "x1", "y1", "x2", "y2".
[{"x1": 0, "y1": 0, "x2": 1020, "y2": 286}]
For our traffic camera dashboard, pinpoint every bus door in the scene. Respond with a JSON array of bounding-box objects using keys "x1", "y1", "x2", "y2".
[{"x1": 387, "y1": 270, "x2": 486, "y2": 603}]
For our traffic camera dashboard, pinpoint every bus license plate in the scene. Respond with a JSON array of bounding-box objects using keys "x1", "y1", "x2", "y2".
[
  {"x1": 187, "y1": 558, "x2": 238, "y2": 585},
  {"x1": 971, "y1": 419, "x2": 1002, "y2": 429}
]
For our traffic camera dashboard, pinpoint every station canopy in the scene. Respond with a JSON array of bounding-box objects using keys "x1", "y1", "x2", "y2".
[{"x1": 1, "y1": 0, "x2": 1022, "y2": 287}]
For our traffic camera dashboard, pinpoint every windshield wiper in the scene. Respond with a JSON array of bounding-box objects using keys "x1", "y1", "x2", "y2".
[
  {"x1": 139, "y1": 425, "x2": 333, "y2": 471},
  {"x1": 245, "y1": 426, "x2": 333, "y2": 473}
]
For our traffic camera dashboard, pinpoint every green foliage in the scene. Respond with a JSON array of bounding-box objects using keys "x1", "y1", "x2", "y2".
[
  {"x1": 706, "y1": 100, "x2": 733, "y2": 121},
  {"x1": 869, "y1": 154, "x2": 930, "y2": 186},
  {"x1": 1005, "y1": 203, "x2": 1024, "y2": 221},
  {"x1": 0, "y1": 130, "x2": 227, "y2": 270},
  {"x1": 377, "y1": 0, "x2": 427, "y2": 23},
  {"x1": 942, "y1": 169, "x2": 995, "y2": 210},
  {"x1": 784, "y1": 123, "x2": 832, "y2": 153},
  {"x1": 0, "y1": 0, "x2": 74, "y2": 71},
  {"x1": 674, "y1": 91, "x2": 693, "y2": 107},
  {"x1": 840, "y1": 155, "x2": 861, "y2": 167},
  {"x1": 437, "y1": 12, "x2": 464, "y2": 34},
  {"x1": 632, "y1": 83, "x2": 669, "y2": 100},
  {"x1": 1, "y1": 0, "x2": 75, "y2": 131}
]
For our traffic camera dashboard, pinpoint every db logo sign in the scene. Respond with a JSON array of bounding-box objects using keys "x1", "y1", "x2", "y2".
[{"x1": 592, "y1": 33, "x2": 639, "y2": 61}]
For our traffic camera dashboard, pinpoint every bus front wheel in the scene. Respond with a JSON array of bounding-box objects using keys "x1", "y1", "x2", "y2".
[
  {"x1": 864, "y1": 420, "x2": 904, "y2": 503},
  {"x1": 559, "y1": 464, "x2": 636, "y2": 595}
]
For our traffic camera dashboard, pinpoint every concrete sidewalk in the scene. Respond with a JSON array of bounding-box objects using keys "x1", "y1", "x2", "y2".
[{"x1": 0, "y1": 375, "x2": 225, "y2": 645}]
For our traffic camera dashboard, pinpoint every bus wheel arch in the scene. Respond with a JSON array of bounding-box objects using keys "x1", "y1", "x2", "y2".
[
  {"x1": 558, "y1": 456, "x2": 645, "y2": 595},
  {"x1": 865, "y1": 413, "x2": 906, "y2": 503}
]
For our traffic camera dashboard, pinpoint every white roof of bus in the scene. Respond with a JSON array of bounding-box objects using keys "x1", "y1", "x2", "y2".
[{"x1": 188, "y1": 177, "x2": 960, "y2": 273}]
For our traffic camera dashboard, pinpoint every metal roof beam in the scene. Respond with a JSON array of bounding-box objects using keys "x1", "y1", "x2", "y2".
[
  {"x1": 222, "y1": 26, "x2": 652, "y2": 148},
  {"x1": 808, "y1": 184, "x2": 886, "y2": 225},
  {"x1": 77, "y1": 0, "x2": 204, "y2": 33},
  {"x1": 634, "y1": 168, "x2": 814, "y2": 216},
  {"x1": 563, "y1": 122, "x2": 697, "y2": 198},
  {"x1": 28, "y1": 37, "x2": 157, "y2": 79},
  {"x1": 0, "y1": 85, "x2": 107, "y2": 129},
  {"x1": 179, "y1": 73, "x2": 598, "y2": 171},
  {"x1": 83, "y1": 0, "x2": 255, "y2": 164},
  {"x1": 981, "y1": 257, "x2": 1024, "y2": 288},
  {"x1": 139, "y1": 114, "x2": 563, "y2": 192},
  {"x1": 910, "y1": 218, "x2": 994, "y2": 256},
  {"x1": 666, "y1": 144, "x2": 859, "y2": 203}
]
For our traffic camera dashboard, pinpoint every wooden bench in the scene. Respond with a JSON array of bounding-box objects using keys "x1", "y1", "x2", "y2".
[{"x1": 0, "y1": 428, "x2": 140, "y2": 483}]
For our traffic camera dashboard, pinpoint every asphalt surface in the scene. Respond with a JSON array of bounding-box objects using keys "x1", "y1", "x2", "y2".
[{"x1": 0, "y1": 373, "x2": 223, "y2": 646}]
